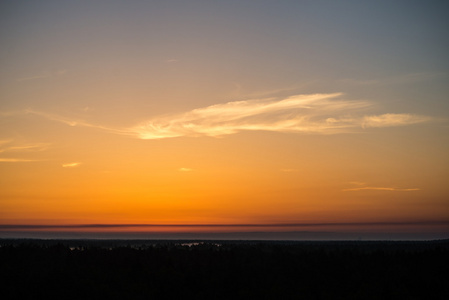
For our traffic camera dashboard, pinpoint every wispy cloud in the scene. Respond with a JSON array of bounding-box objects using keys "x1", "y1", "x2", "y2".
[
  {"x1": 0, "y1": 140, "x2": 49, "y2": 162},
  {"x1": 343, "y1": 187, "x2": 420, "y2": 192},
  {"x1": 62, "y1": 162, "x2": 81, "y2": 168},
  {"x1": 24, "y1": 109, "x2": 129, "y2": 135},
  {"x1": 179, "y1": 168, "x2": 193, "y2": 172},
  {"x1": 362, "y1": 114, "x2": 431, "y2": 128},
  {"x1": 130, "y1": 93, "x2": 432, "y2": 140},
  {"x1": 2, "y1": 93, "x2": 434, "y2": 141},
  {"x1": 343, "y1": 182, "x2": 420, "y2": 192},
  {"x1": 0, "y1": 158, "x2": 39, "y2": 162},
  {"x1": 26, "y1": 109, "x2": 100, "y2": 128},
  {"x1": 1, "y1": 108, "x2": 129, "y2": 136},
  {"x1": 0, "y1": 142, "x2": 49, "y2": 153}
]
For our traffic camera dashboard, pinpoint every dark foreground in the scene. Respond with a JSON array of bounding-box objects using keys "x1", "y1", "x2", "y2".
[{"x1": 1, "y1": 239, "x2": 448, "y2": 299}]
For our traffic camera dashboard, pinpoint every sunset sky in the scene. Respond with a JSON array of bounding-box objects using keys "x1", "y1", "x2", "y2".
[{"x1": 1, "y1": 0, "x2": 448, "y2": 239}]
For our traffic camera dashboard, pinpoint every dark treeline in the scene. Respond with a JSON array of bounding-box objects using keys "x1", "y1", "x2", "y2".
[{"x1": 1, "y1": 239, "x2": 448, "y2": 299}]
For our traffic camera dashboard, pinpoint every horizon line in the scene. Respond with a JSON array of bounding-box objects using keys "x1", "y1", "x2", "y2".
[{"x1": 1, "y1": 221, "x2": 449, "y2": 230}]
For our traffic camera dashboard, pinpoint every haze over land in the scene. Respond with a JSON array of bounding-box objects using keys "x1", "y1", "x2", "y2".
[{"x1": 1, "y1": 1, "x2": 448, "y2": 239}]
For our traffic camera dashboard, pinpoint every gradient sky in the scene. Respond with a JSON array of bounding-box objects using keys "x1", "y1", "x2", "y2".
[{"x1": 1, "y1": 0, "x2": 448, "y2": 239}]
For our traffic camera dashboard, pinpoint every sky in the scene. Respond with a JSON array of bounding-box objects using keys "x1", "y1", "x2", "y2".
[{"x1": 1, "y1": 0, "x2": 448, "y2": 240}]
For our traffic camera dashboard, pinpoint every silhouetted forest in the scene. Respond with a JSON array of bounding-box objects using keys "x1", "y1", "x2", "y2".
[{"x1": 1, "y1": 239, "x2": 448, "y2": 299}]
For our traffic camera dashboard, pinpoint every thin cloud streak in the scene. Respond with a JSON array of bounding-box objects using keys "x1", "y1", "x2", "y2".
[
  {"x1": 0, "y1": 141, "x2": 49, "y2": 162},
  {"x1": 131, "y1": 93, "x2": 432, "y2": 140},
  {"x1": 1, "y1": 108, "x2": 129, "y2": 136},
  {"x1": 0, "y1": 142, "x2": 49, "y2": 153},
  {"x1": 24, "y1": 109, "x2": 130, "y2": 135},
  {"x1": 0, "y1": 158, "x2": 39, "y2": 162},
  {"x1": 343, "y1": 187, "x2": 421, "y2": 192},
  {"x1": 62, "y1": 162, "x2": 81, "y2": 168},
  {"x1": 362, "y1": 114, "x2": 431, "y2": 128}
]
